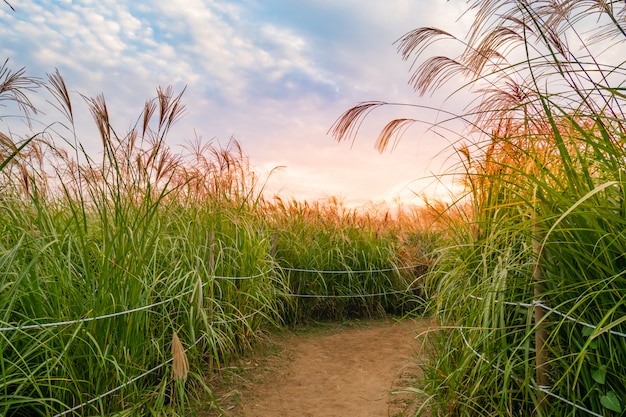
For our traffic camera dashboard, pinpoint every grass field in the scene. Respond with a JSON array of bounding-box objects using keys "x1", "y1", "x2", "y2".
[
  {"x1": 0, "y1": 68, "x2": 431, "y2": 416},
  {"x1": 3, "y1": 1, "x2": 626, "y2": 416}
]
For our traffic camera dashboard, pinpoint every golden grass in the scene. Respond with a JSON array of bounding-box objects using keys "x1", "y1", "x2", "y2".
[{"x1": 171, "y1": 331, "x2": 189, "y2": 382}]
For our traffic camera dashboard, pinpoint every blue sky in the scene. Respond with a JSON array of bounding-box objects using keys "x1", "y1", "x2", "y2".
[{"x1": 0, "y1": 0, "x2": 472, "y2": 204}]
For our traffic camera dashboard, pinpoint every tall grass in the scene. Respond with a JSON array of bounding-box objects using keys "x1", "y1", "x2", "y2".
[
  {"x1": 0, "y1": 69, "x2": 286, "y2": 416},
  {"x1": 0, "y1": 62, "x2": 432, "y2": 415},
  {"x1": 333, "y1": 0, "x2": 626, "y2": 415},
  {"x1": 266, "y1": 197, "x2": 432, "y2": 322}
]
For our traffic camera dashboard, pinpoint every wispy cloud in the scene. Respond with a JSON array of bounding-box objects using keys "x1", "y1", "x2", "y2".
[{"x1": 0, "y1": 0, "x2": 469, "y2": 204}]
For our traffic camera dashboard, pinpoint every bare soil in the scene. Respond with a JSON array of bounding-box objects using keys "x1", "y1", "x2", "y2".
[{"x1": 200, "y1": 317, "x2": 435, "y2": 417}]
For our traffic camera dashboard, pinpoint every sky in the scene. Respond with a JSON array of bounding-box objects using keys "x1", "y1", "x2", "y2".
[{"x1": 0, "y1": 0, "x2": 474, "y2": 206}]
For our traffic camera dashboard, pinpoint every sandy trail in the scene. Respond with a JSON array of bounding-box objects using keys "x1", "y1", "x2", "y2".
[{"x1": 203, "y1": 317, "x2": 435, "y2": 417}]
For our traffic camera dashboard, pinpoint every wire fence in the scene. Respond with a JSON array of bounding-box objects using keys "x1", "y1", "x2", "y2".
[
  {"x1": 284, "y1": 289, "x2": 409, "y2": 298},
  {"x1": 458, "y1": 328, "x2": 604, "y2": 417},
  {"x1": 4, "y1": 260, "x2": 621, "y2": 416},
  {"x1": 0, "y1": 291, "x2": 193, "y2": 333},
  {"x1": 280, "y1": 264, "x2": 422, "y2": 274},
  {"x1": 0, "y1": 263, "x2": 420, "y2": 334},
  {"x1": 468, "y1": 294, "x2": 626, "y2": 339},
  {"x1": 2, "y1": 262, "x2": 423, "y2": 416},
  {"x1": 53, "y1": 310, "x2": 261, "y2": 417},
  {"x1": 466, "y1": 293, "x2": 625, "y2": 416}
]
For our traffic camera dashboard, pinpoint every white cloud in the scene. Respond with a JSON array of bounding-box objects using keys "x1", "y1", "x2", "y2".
[{"x1": 0, "y1": 0, "x2": 472, "y2": 204}]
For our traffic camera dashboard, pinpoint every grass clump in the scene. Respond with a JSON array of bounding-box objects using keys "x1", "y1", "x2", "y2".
[
  {"x1": 266, "y1": 197, "x2": 432, "y2": 323},
  {"x1": 0, "y1": 69, "x2": 284, "y2": 416},
  {"x1": 333, "y1": 0, "x2": 626, "y2": 415},
  {"x1": 0, "y1": 61, "x2": 433, "y2": 415}
]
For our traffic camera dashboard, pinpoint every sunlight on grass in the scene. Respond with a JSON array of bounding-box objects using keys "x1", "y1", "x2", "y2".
[
  {"x1": 0, "y1": 63, "x2": 434, "y2": 415},
  {"x1": 333, "y1": 0, "x2": 626, "y2": 415},
  {"x1": 6, "y1": 1, "x2": 624, "y2": 414}
]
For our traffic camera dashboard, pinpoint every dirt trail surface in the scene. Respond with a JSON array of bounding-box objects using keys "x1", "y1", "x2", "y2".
[{"x1": 203, "y1": 317, "x2": 435, "y2": 417}]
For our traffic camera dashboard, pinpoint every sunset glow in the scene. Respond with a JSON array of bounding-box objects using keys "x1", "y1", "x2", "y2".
[{"x1": 0, "y1": 0, "x2": 469, "y2": 206}]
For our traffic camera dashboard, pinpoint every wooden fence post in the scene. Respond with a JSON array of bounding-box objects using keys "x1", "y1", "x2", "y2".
[
  {"x1": 533, "y1": 200, "x2": 549, "y2": 414},
  {"x1": 207, "y1": 231, "x2": 215, "y2": 317},
  {"x1": 271, "y1": 230, "x2": 278, "y2": 259},
  {"x1": 208, "y1": 231, "x2": 215, "y2": 274}
]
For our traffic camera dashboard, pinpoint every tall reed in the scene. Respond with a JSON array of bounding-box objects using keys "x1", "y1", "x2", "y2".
[
  {"x1": 0, "y1": 69, "x2": 284, "y2": 416},
  {"x1": 0, "y1": 62, "x2": 432, "y2": 415},
  {"x1": 333, "y1": 0, "x2": 626, "y2": 415}
]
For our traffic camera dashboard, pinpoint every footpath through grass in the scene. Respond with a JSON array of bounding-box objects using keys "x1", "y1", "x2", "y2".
[
  {"x1": 0, "y1": 69, "x2": 433, "y2": 416},
  {"x1": 197, "y1": 317, "x2": 436, "y2": 417}
]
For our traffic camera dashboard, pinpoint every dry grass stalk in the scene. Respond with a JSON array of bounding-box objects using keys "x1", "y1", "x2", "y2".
[
  {"x1": 46, "y1": 69, "x2": 74, "y2": 124},
  {"x1": 194, "y1": 276, "x2": 203, "y2": 313},
  {"x1": 0, "y1": 59, "x2": 41, "y2": 123},
  {"x1": 171, "y1": 331, "x2": 189, "y2": 382}
]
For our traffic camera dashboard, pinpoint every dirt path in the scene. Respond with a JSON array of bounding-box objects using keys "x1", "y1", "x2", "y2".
[{"x1": 203, "y1": 317, "x2": 435, "y2": 417}]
